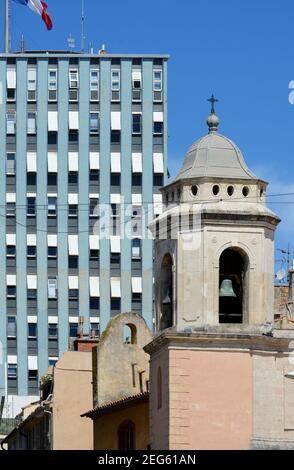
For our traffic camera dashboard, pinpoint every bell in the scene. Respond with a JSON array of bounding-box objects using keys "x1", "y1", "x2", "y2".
[
  {"x1": 219, "y1": 279, "x2": 237, "y2": 297},
  {"x1": 162, "y1": 289, "x2": 172, "y2": 304}
]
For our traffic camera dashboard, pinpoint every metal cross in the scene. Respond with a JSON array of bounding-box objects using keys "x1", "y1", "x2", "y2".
[{"x1": 207, "y1": 94, "x2": 219, "y2": 114}]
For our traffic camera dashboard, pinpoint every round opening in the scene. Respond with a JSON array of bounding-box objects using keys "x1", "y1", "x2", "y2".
[
  {"x1": 212, "y1": 185, "x2": 220, "y2": 196},
  {"x1": 242, "y1": 186, "x2": 249, "y2": 197},
  {"x1": 227, "y1": 186, "x2": 234, "y2": 196},
  {"x1": 191, "y1": 185, "x2": 198, "y2": 197},
  {"x1": 177, "y1": 188, "x2": 181, "y2": 200},
  {"x1": 165, "y1": 194, "x2": 169, "y2": 204},
  {"x1": 260, "y1": 189, "x2": 264, "y2": 198},
  {"x1": 171, "y1": 191, "x2": 174, "y2": 201}
]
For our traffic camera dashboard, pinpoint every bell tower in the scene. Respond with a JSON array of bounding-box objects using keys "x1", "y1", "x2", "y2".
[{"x1": 151, "y1": 97, "x2": 280, "y2": 332}]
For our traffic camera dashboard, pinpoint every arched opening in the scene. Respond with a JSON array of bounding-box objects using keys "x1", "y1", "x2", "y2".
[
  {"x1": 118, "y1": 420, "x2": 135, "y2": 450},
  {"x1": 157, "y1": 367, "x2": 162, "y2": 409},
  {"x1": 219, "y1": 248, "x2": 249, "y2": 324},
  {"x1": 159, "y1": 254, "x2": 173, "y2": 330},
  {"x1": 123, "y1": 323, "x2": 137, "y2": 344}
]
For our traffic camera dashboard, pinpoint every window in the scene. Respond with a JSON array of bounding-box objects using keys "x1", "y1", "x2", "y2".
[
  {"x1": 90, "y1": 112, "x2": 99, "y2": 134},
  {"x1": 49, "y1": 358, "x2": 57, "y2": 367},
  {"x1": 7, "y1": 245, "x2": 16, "y2": 258},
  {"x1": 68, "y1": 256, "x2": 78, "y2": 269},
  {"x1": 48, "y1": 278, "x2": 57, "y2": 299},
  {"x1": 153, "y1": 121, "x2": 163, "y2": 135},
  {"x1": 111, "y1": 204, "x2": 120, "y2": 235},
  {"x1": 90, "y1": 69, "x2": 99, "y2": 101},
  {"x1": 6, "y1": 153, "x2": 16, "y2": 175},
  {"x1": 69, "y1": 205, "x2": 78, "y2": 217},
  {"x1": 27, "y1": 289, "x2": 37, "y2": 300},
  {"x1": 28, "y1": 323, "x2": 37, "y2": 338},
  {"x1": 118, "y1": 421, "x2": 135, "y2": 451},
  {"x1": 132, "y1": 114, "x2": 142, "y2": 135},
  {"x1": 48, "y1": 324, "x2": 58, "y2": 338},
  {"x1": 48, "y1": 197, "x2": 57, "y2": 216},
  {"x1": 7, "y1": 67, "x2": 16, "y2": 101},
  {"x1": 68, "y1": 172, "x2": 78, "y2": 184},
  {"x1": 153, "y1": 70, "x2": 163, "y2": 101},
  {"x1": 111, "y1": 130, "x2": 121, "y2": 143},
  {"x1": 28, "y1": 369, "x2": 38, "y2": 380},
  {"x1": 7, "y1": 286, "x2": 16, "y2": 298},
  {"x1": 7, "y1": 316, "x2": 17, "y2": 338},
  {"x1": 27, "y1": 246, "x2": 36, "y2": 258},
  {"x1": 69, "y1": 289, "x2": 79, "y2": 300},
  {"x1": 48, "y1": 247, "x2": 57, "y2": 258},
  {"x1": 7, "y1": 111, "x2": 16, "y2": 134},
  {"x1": 6, "y1": 202, "x2": 16, "y2": 217},
  {"x1": 48, "y1": 69, "x2": 57, "y2": 101},
  {"x1": 90, "y1": 297, "x2": 99, "y2": 310},
  {"x1": 69, "y1": 70, "x2": 79, "y2": 101},
  {"x1": 7, "y1": 364, "x2": 17, "y2": 379},
  {"x1": 90, "y1": 198, "x2": 99, "y2": 217},
  {"x1": 69, "y1": 323, "x2": 78, "y2": 338},
  {"x1": 90, "y1": 249, "x2": 99, "y2": 261},
  {"x1": 132, "y1": 70, "x2": 142, "y2": 101},
  {"x1": 90, "y1": 323, "x2": 100, "y2": 337},
  {"x1": 27, "y1": 69, "x2": 37, "y2": 101},
  {"x1": 27, "y1": 197, "x2": 36, "y2": 216},
  {"x1": 132, "y1": 206, "x2": 142, "y2": 236},
  {"x1": 89, "y1": 169, "x2": 99, "y2": 181},
  {"x1": 27, "y1": 112, "x2": 37, "y2": 134},
  {"x1": 111, "y1": 69, "x2": 120, "y2": 101},
  {"x1": 132, "y1": 238, "x2": 141, "y2": 259}
]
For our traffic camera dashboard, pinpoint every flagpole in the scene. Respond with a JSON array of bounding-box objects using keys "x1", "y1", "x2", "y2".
[
  {"x1": 4, "y1": 0, "x2": 11, "y2": 53},
  {"x1": 81, "y1": 0, "x2": 85, "y2": 52}
]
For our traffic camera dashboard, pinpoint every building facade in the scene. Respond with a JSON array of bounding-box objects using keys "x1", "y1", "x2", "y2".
[{"x1": 0, "y1": 51, "x2": 168, "y2": 409}]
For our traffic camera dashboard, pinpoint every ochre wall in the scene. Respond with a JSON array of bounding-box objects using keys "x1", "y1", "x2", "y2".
[
  {"x1": 52, "y1": 352, "x2": 93, "y2": 450},
  {"x1": 150, "y1": 347, "x2": 253, "y2": 450},
  {"x1": 93, "y1": 402, "x2": 149, "y2": 450}
]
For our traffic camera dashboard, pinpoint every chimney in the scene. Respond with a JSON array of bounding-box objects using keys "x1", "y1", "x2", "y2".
[{"x1": 78, "y1": 316, "x2": 84, "y2": 338}]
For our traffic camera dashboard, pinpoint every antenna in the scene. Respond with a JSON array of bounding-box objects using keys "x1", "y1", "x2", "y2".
[
  {"x1": 67, "y1": 33, "x2": 75, "y2": 52},
  {"x1": 81, "y1": 0, "x2": 86, "y2": 52},
  {"x1": 19, "y1": 34, "x2": 25, "y2": 53}
]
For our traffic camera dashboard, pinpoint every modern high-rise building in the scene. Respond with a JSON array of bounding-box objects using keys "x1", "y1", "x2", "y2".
[{"x1": 0, "y1": 51, "x2": 168, "y2": 411}]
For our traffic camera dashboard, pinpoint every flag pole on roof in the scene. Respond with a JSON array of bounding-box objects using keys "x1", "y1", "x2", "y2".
[{"x1": 4, "y1": 0, "x2": 11, "y2": 53}]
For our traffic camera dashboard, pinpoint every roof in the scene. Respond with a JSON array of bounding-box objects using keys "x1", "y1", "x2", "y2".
[
  {"x1": 174, "y1": 132, "x2": 258, "y2": 182},
  {"x1": 82, "y1": 392, "x2": 149, "y2": 419},
  {"x1": 0, "y1": 52, "x2": 169, "y2": 59}
]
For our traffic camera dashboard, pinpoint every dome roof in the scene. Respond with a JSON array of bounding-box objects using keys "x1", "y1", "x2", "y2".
[{"x1": 174, "y1": 131, "x2": 257, "y2": 182}]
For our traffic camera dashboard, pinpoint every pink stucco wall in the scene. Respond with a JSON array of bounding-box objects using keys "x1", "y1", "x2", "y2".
[{"x1": 150, "y1": 347, "x2": 253, "y2": 450}]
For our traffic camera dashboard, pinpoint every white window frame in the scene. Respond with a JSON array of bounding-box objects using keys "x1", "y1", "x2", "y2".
[
  {"x1": 48, "y1": 69, "x2": 58, "y2": 102},
  {"x1": 90, "y1": 112, "x2": 99, "y2": 134},
  {"x1": 132, "y1": 113, "x2": 142, "y2": 135},
  {"x1": 6, "y1": 111, "x2": 16, "y2": 135},
  {"x1": 48, "y1": 196, "x2": 57, "y2": 216},
  {"x1": 27, "y1": 69, "x2": 37, "y2": 101},
  {"x1": 90, "y1": 69, "x2": 99, "y2": 101},
  {"x1": 153, "y1": 70, "x2": 163, "y2": 92},
  {"x1": 69, "y1": 69, "x2": 79, "y2": 89},
  {"x1": 111, "y1": 69, "x2": 120, "y2": 101},
  {"x1": 69, "y1": 69, "x2": 79, "y2": 101},
  {"x1": 6, "y1": 152, "x2": 16, "y2": 175},
  {"x1": 48, "y1": 278, "x2": 57, "y2": 299},
  {"x1": 27, "y1": 112, "x2": 37, "y2": 135}
]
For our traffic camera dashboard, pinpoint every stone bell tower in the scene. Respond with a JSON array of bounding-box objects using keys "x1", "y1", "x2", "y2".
[
  {"x1": 145, "y1": 99, "x2": 294, "y2": 451},
  {"x1": 150, "y1": 95, "x2": 280, "y2": 332}
]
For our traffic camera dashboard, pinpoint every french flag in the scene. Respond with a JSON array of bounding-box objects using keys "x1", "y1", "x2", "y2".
[{"x1": 12, "y1": 0, "x2": 53, "y2": 30}]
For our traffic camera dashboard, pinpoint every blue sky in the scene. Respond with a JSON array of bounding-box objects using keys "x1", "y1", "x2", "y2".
[{"x1": 1, "y1": 0, "x2": 294, "y2": 274}]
